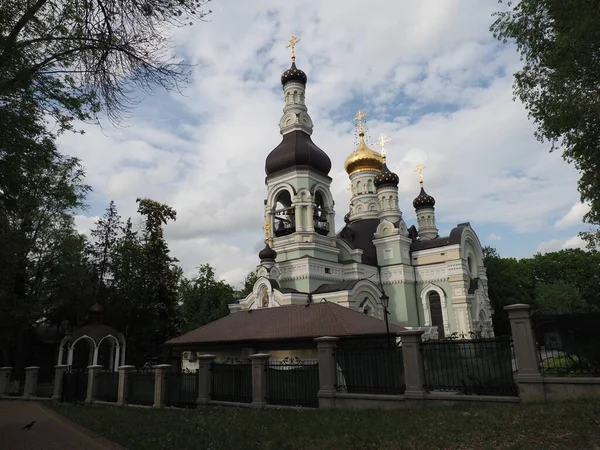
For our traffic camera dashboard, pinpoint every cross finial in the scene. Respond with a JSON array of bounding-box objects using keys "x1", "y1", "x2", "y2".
[
  {"x1": 413, "y1": 164, "x2": 426, "y2": 186},
  {"x1": 262, "y1": 218, "x2": 272, "y2": 244},
  {"x1": 286, "y1": 36, "x2": 301, "y2": 62},
  {"x1": 375, "y1": 134, "x2": 392, "y2": 159},
  {"x1": 354, "y1": 110, "x2": 367, "y2": 135}
]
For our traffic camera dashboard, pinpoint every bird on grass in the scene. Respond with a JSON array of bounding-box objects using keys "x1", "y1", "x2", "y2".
[{"x1": 22, "y1": 421, "x2": 35, "y2": 430}]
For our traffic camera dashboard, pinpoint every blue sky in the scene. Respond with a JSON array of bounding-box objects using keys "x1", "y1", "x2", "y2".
[{"x1": 57, "y1": 0, "x2": 591, "y2": 286}]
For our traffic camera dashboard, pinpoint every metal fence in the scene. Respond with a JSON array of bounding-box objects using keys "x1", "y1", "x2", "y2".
[
  {"x1": 420, "y1": 335, "x2": 518, "y2": 396},
  {"x1": 95, "y1": 371, "x2": 119, "y2": 402},
  {"x1": 533, "y1": 312, "x2": 600, "y2": 377},
  {"x1": 334, "y1": 347, "x2": 405, "y2": 394},
  {"x1": 62, "y1": 368, "x2": 88, "y2": 404},
  {"x1": 211, "y1": 360, "x2": 252, "y2": 403},
  {"x1": 6, "y1": 371, "x2": 25, "y2": 396},
  {"x1": 165, "y1": 370, "x2": 199, "y2": 408},
  {"x1": 266, "y1": 358, "x2": 319, "y2": 408},
  {"x1": 127, "y1": 369, "x2": 155, "y2": 406}
]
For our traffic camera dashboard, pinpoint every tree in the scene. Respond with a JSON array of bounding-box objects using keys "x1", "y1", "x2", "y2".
[
  {"x1": 235, "y1": 270, "x2": 258, "y2": 299},
  {"x1": 0, "y1": 0, "x2": 212, "y2": 128},
  {"x1": 491, "y1": 0, "x2": 600, "y2": 246},
  {"x1": 534, "y1": 281, "x2": 589, "y2": 314}
]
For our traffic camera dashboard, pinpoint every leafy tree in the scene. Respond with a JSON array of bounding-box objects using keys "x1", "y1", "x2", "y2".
[
  {"x1": 534, "y1": 281, "x2": 589, "y2": 314},
  {"x1": 0, "y1": 0, "x2": 212, "y2": 128},
  {"x1": 491, "y1": 0, "x2": 600, "y2": 246},
  {"x1": 236, "y1": 270, "x2": 258, "y2": 299},
  {"x1": 180, "y1": 264, "x2": 235, "y2": 332}
]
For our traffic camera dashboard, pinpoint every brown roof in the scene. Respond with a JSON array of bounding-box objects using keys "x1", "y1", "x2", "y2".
[{"x1": 165, "y1": 302, "x2": 405, "y2": 346}]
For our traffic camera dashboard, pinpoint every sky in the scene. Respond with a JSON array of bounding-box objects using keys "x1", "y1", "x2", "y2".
[{"x1": 57, "y1": 0, "x2": 593, "y2": 288}]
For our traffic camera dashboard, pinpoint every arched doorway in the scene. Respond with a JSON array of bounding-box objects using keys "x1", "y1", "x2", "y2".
[{"x1": 429, "y1": 292, "x2": 445, "y2": 339}]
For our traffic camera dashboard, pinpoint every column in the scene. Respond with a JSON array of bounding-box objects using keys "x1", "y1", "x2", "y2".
[
  {"x1": 67, "y1": 346, "x2": 74, "y2": 366},
  {"x1": 249, "y1": 353, "x2": 270, "y2": 408},
  {"x1": 85, "y1": 364, "x2": 103, "y2": 404},
  {"x1": 117, "y1": 365, "x2": 135, "y2": 406},
  {"x1": 114, "y1": 346, "x2": 121, "y2": 372},
  {"x1": 306, "y1": 203, "x2": 315, "y2": 232},
  {"x1": 23, "y1": 366, "x2": 41, "y2": 399},
  {"x1": 0, "y1": 367, "x2": 13, "y2": 395},
  {"x1": 57, "y1": 345, "x2": 65, "y2": 366},
  {"x1": 314, "y1": 336, "x2": 339, "y2": 409},
  {"x1": 196, "y1": 354, "x2": 216, "y2": 406},
  {"x1": 153, "y1": 364, "x2": 171, "y2": 408},
  {"x1": 327, "y1": 210, "x2": 335, "y2": 236},
  {"x1": 52, "y1": 365, "x2": 69, "y2": 402},
  {"x1": 505, "y1": 304, "x2": 544, "y2": 402},
  {"x1": 398, "y1": 330, "x2": 426, "y2": 401},
  {"x1": 109, "y1": 344, "x2": 115, "y2": 372},
  {"x1": 92, "y1": 346, "x2": 99, "y2": 366},
  {"x1": 294, "y1": 204, "x2": 302, "y2": 232}
]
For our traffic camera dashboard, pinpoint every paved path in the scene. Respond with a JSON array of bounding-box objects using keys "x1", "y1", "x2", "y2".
[{"x1": 0, "y1": 401, "x2": 124, "y2": 450}]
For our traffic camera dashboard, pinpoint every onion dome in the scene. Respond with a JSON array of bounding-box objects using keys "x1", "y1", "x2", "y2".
[
  {"x1": 265, "y1": 130, "x2": 331, "y2": 177},
  {"x1": 88, "y1": 302, "x2": 105, "y2": 315},
  {"x1": 374, "y1": 163, "x2": 399, "y2": 188},
  {"x1": 281, "y1": 62, "x2": 307, "y2": 86},
  {"x1": 258, "y1": 243, "x2": 277, "y2": 262},
  {"x1": 344, "y1": 131, "x2": 384, "y2": 175},
  {"x1": 413, "y1": 185, "x2": 436, "y2": 209}
]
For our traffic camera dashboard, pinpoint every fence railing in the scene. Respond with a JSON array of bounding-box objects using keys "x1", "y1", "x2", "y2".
[
  {"x1": 127, "y1": 369, "x2": 155, "y2": 406},
  {"x1": 211, "y1": 360, "x2": 252, "y2": 403},
  {"x1": 266, "y1": 358, "x2": 319, "y2": 408},
  {"x1": 421, "y1": 335, "x2": 518, "y2": 396},
  {"x1": 96, "y1": 371, "x2": 119, "y2": 402},
  {"x1": 165, "y1": 370, "x2": 198, "y2": 408},
  {"x1": 62, "y1": 368, "x2": 88, "y2": 404},
  {"x1": 334, "y1": 347, "x2": 405, "y2": 395},
  {"x1": 6, "y1": 371, "x2": 25, "y2": 396},
  {"x1": 533, "y1": 312, "x2": 600, "y2": 377}
]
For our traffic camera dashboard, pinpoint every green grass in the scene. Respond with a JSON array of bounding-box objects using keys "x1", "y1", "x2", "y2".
[{"x1": 50, "y1": 400, "x2": 600, "y2": 450}]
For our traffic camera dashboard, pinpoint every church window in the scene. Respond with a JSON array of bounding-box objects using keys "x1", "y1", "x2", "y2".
[
  {"x1": 273, "y1": 190, "x2": 295, "y2": 236},
  {"x1": 367, "y1": 179, "x2": 374, "y2": 193},
  {"x1": 356, "y1": 181, "x2": 363, "y2": 194},
  {"x1": 428, "y1": 292, "x2": 445, "y2": 339}
]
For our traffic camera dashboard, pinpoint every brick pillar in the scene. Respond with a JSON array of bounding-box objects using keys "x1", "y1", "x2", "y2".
[
  {"x1": 0, "y1": 367, "x2": 13, "y2": 395},
  {"x1": 398, "y1": 330, "x2": 426, "y2": 401},
  {"x1": 52, "y1": 365, "x2": 69, "y2": 402},
  {"x1": 23, "y1": 366, "x2": 41, "y2": 399},
  {"x1": 249, "y1": 353, "x2": 270, "y2": 408},
  {"x1": 153, "y1": 364, "x2": 171, "y2": 408},
  {"x1": 505, "y1": 304, "x2": 545, "y2": 402},
  {"x1": 117, "y1": 365, "x2": 135, "y2": 406},
  {"x1": 85, "y1": 365, "x2": 103, "y2": 404},
  {"x1": 314, "y1": 336, "x2": 339, "y2": 409},
  {"x1": 196, "y1": 355, "x2": 216, "y2": 406}
]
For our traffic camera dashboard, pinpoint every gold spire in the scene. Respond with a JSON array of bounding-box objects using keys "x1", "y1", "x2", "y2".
[
  {"x1": 286, "y1": 36, "x2": 301, "y2": 62},
  {"x1": 262, "y1": 218, "x2": 271, "y2": 244},
  {"x1": 344, "y1": 110, "x2": 384, "y2": 175},
  {"x1": 413, "y1": 164, "x2": 426, "y2": 186},
  {"x1": 374, "y1": 134, "x2": 391, "y2": 160}
]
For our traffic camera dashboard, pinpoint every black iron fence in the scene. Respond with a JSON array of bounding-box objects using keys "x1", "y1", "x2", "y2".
[
  {"x1": 420, "y1": 335, "x2": 518, "y2": 396},
  {"x1": 96, "y1": 371, "x2": 119, "y2": 402},
  {"x1": 334, "y1": 347, "x2": 405, "y2": 395},
  {"x1": 533, "y1": 312, "x2": 600, "y2": 377},
  {"x1": 127, "y1": 369, "x2": 155, "y2": 406},
  {"x1": 266, "y1": 358, "x2": 319, "y2": 408},
  {"x1": 6, "y1": 371, "x2": 25, "y2": 396},
  {"x1": 62, "y1": 368, "x2": 88, "y2": 404},
  {"x1": 165, "y1": 370, "x2": 199, "y2": 408},
  {"x1": 211, "y1": 360, "x2": 252, "y2": 403}
]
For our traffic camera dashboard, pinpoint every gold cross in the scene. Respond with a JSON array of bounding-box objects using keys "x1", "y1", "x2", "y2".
[
  {"x1": 413, "y1": 164, "x2": 426, "y2": 185},
  {"x1": 375, "y1": 134, "x2": 391, "y2": 158},
  {"x1": 262, "y1": 220, "x2": 272, "y2": 243},
  {"x1": 286, "y1": 36, "x2": 301, "y2": 61},
  {"x1": 354, "y1": 110, "x2": 367, "y2": 135}
]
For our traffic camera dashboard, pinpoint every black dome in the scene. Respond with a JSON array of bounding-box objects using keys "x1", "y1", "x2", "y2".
[
  {"x1": 258, "y1": 244, "x2": 277, "y2": 262},
  {"x1": 281, "y1": 62, "x2": 307, "y2": 86},
  {"x1": 374, "y1": 163, "x2": 399, "y2": 188},
  {"x1": 265, "y1": 130, "x2": 331, "y2": 177},
  {"x1": 413, "y1": 186, "x2": 436, "y2": 209}
]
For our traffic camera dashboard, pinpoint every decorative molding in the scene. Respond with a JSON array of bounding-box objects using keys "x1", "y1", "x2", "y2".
[
  {"x1": 379, "y1": 264, "x2": 415, "y2": 284},
  {"x1": 420, "y1": 284, "x2": 450, "y2": 337}
]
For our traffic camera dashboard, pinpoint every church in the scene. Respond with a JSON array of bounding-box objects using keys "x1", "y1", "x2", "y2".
[{"x1": 230, "y1": 39, "x2": 494, "y2": 340}]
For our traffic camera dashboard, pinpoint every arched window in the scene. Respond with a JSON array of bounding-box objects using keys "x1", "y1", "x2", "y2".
[
  {"x1": 429, "y1": 292, "x2": 445, "y2": 339},
  {"x1": 367, "y1": 179, "x2": 374, "y2": 193},
  {"x1": 356, "y1": 181, "x2": 363, "y2": 194},
  {"x1": 273, "y1": 190, "x2": 294, "y2": 236}
]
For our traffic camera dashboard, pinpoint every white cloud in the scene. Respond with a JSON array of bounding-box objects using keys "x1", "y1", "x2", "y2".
[
  {"x1": 554, "y1": 202, "x2": 591, "y2": 230},
  {"x1": 488, "y1": 233, "x2": 502, "y2": 242},
  {"x1": 536, "y1": 235, "x2": 588, "y2": 254},
  {"x1": 58, "y1": 0, "x2": 584, "y2": 285}
]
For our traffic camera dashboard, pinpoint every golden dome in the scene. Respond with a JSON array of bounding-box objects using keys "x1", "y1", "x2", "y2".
[{"x1": 344, "y1": 132, "x2": 385, "y2": 175}]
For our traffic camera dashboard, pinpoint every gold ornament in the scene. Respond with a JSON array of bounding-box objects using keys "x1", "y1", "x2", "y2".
[{"x1": 286, "y1": 36, "x2": 301, "y2": 61}]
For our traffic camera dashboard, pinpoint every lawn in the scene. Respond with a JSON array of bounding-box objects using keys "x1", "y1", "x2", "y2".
[{"x1": 50, "y1": 400, "x2": 600, "y2": 450}]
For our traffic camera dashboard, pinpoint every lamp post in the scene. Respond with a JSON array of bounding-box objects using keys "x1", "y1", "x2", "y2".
[{"x1": 380, "y1": 293, "x2": 391, "y2": 348}]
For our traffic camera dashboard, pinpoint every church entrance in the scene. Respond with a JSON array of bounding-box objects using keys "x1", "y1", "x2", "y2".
[{"x1": 429, "y1": 292, "x2": 445, "y2": 339}]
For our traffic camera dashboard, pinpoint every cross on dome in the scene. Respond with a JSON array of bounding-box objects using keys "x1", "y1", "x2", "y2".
[
  {"x1": 413, "y1": 163, "x2": 426, "y2": 186},
  {"x1": 286, "y1": 36, "x2": 301, "y2": 61},
  {"x1": 374, "y1": 134, "x2": 391, "y2": 159}
]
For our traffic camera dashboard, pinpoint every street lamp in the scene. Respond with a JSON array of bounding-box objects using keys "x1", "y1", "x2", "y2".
[{"x1": 380, "y1": 293, "x2": 391, "y2": 348}]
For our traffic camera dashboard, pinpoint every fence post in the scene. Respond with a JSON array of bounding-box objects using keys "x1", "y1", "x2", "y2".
[
  {"x1": 314, "y1": 336, "x2": 339, "y2": 409},
  {"x1": 117, "y1": 365, "x2": 135, "y2": 406},
  {"x1": 153, "y1": 364, "x2": 171, "y2": 408},
  {"x1": 398, "y1": 330, "x2": 426, "y2": 401},
  {"x1": 0, "y1": 367, "x2": 13, "y2": 395},
  {"x1": 505, "y1": 304, "x2": 545, "y2": 402},
  {"x1": 52, "y1": 365, "x2": 69, "y2": 402},
  {"x1": 85, "y1": 365, "x2": 103, "y2": 404},
  {"x1": 196, "y1": 354, "x2": 216, "y2": 406},
  {"x1": 23, "y1": 366, "x2": 41, "y2": 399},
  {"x1": 249, "y1": 353, "x2": 270, "y2": 408}
]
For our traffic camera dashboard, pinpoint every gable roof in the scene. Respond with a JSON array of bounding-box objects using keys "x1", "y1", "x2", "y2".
[{"x1": 165, "y1": 302, "x2": 404, "y2": 346}]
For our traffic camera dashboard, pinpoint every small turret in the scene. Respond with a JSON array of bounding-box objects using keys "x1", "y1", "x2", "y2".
[{"x1": 412, "y1": 164, "x2": 438, "y2": 240}]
